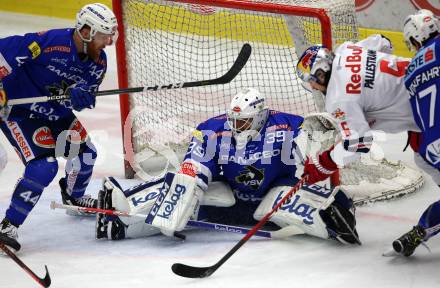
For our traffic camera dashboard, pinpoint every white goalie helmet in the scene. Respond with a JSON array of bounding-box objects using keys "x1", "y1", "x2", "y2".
[
  {"x1": 296, "y1": 45, "x2": 334, "y2": 92},
  {"x1": 76, "y1": 3, "x2": 118, "y2": 44},
  {"x1": 227, "y1": 88, "x2": 269, "y2": 143},
  {"x1": 403, "y1": 9, "x2": 439, "y2": 51}
]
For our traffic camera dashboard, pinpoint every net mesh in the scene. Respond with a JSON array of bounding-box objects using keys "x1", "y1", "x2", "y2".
[{"x1": 118, "y1": 0, "x2": 358, "y2": 173}]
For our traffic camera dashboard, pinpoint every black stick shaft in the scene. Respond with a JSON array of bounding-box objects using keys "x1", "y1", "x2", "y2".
[
  {"x1": 8, "y1": 44, "x2": 251, "y2": 105},
  {"x1": 171, "y1": 177, "x2": 307, "y2": 278}
]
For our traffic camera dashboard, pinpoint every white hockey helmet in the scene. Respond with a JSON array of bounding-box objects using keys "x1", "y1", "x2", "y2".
[
  {"x1": 297, "y1": 45, "x2": 334, "y2": 92},
  {"x1": 403, "y1": 9, "x2": 439, "y2": 51},
  {"x1": 75, "y1": 3, "x2": 118, "y2": 44},
  {"x1": 227, "y1": 88, "x2": 269, "y2": 142}
]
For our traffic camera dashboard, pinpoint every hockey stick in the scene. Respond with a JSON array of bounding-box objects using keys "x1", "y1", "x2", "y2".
[
  {"x1": 49, "y1": 201, "x2": 301, "y2": 239},
  {"x1": 8, "y1": 43, "x2": 252, "y2": 106},
  {"x1": 0, "y1": 242, "x2": 51, "y2": 287},
  {"x1": 171, "y1": 176, "x2": 308, "y2": 278}
]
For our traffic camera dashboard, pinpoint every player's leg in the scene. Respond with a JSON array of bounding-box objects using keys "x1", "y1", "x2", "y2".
[
  {"x1": 53, "y1": 116, "x2": 98, "y2": 213},
  {"x1": 0, "y1": 120, "x2": 59, "y2": 251},
  {"x1": 393, "y1": 200, "x2": 440, "y2": 256}
]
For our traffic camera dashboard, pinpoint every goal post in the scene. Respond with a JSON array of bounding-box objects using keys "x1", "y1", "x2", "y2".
[{"x1": 112, "y1": 0, "x2": 358, "y2": 179}]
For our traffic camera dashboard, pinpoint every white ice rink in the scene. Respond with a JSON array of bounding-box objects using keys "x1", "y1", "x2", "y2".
[{"x1": 1, "y1": 11, "x2": 440, "y2": 288}]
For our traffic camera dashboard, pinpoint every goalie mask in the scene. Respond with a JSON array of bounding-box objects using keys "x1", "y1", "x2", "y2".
[
  {"x1": 296, "y1": 45, "x2": 334, "y2": 93},
  {"x1": 76, "y1": 3, "x2": 118, "y2": 45},
  {"x1": 404, "y1": 9, "x2": 440, "y2": 51},
  {"x1": 227, "y1": 88, "x2": 269, "y2": 146}
]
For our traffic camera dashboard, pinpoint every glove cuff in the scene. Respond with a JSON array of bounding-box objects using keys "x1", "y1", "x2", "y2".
[{"x1": 311, "y1": 150, "x2": 338, "y2": 175}]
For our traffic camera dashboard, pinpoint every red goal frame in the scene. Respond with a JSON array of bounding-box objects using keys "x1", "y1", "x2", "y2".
[{"x1": 112, "y1": 0, "x2": 333, "y2": 179}]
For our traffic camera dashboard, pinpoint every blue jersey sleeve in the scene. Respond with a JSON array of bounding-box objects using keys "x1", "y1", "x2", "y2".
[
  {"x1": 183, "y1": 118, "x2": 224, "y2": 190},
  {"x1": 0, "y1": 32, "x2": 40, "y2": 79}
]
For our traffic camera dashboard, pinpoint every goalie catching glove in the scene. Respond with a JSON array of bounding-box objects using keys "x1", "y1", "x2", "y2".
[{"x1": 296, "y1": 112, "x2": 339, "y2": 184}]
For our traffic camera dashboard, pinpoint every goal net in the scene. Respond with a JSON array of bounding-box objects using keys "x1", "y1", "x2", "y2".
[{"x1": 113, "y1": 0, "x2": 423, "y2": 204}]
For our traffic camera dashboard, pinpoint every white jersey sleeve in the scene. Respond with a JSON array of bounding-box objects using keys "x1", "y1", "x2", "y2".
[{"x1": 354, "y1": 34, "x2": 393, "y2": 54}]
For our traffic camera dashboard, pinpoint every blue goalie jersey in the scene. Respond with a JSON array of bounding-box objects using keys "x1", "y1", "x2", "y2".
[
  {"x1": 183, "y1": 110, "x2": 304, "y2": 203},
  {"x1": 404, "y1": 35, "x2": 440, "y2": 168},
  {"x1": 0, "y1": 28, "x2": 106, "y2": 121}
]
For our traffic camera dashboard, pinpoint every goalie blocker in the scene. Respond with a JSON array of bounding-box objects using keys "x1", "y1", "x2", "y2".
[{"x1": 95, "y1": 172, "x2": 359, "y2": 245}]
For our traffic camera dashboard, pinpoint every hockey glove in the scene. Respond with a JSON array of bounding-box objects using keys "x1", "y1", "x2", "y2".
[
  {"x1": 303, "y1": 149, "x2": 338, "y2": 184},
  {"x1": 68, "y1": 84, "x2": 96, "y2": 112}
]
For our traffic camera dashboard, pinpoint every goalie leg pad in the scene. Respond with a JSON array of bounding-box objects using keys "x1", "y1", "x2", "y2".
[
  {"x1": 254, "y1": 183, "x2": 359, "y2": 244},
  {"x1": 96, "y1": 177, "x2": 162, "y2": 240},
  {"x1": 147, "y1": 172, "x2": 203, "y2": 236}
]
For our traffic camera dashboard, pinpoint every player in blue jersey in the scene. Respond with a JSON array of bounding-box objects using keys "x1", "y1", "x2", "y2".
[
  {"x1": 0, "y1": 3, "x2": 118, "y2": 252},
  {"x1": 391, "y1": 9, "x2": 440, "y2": 256},
  {"x1": 94, "y1": 88, "x2": 360, "y2": 245}
]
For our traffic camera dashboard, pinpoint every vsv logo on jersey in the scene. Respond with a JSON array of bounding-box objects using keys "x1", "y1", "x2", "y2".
[
  {"x1": 235, "y1": 165, "x2": 264, "y2": 190},
  {"x1": 275, "y1": 192, "x2": 316, "y2": 225},
  {"x1": 157, "y1": 184, "x2": 187, "y2": 219},
  {"x1": 426, "y1": 138, "x2": 440, "y2": 166}
]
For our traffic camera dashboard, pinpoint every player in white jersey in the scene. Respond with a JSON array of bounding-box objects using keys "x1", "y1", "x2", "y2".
[{"x1": 297, "y1": 34, "x2": 433, "y2": 185}]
